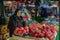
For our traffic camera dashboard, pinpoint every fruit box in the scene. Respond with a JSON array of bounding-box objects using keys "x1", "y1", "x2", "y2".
[
  {"x1": 7, "y1": 33, "x2": 58, "y2": 40},
  {"x1": 7, "y1": 36, "x2": 50, "y2": 40},
  {"x1": 7, "y1": 37, "x2": 35, "y2": 40}
]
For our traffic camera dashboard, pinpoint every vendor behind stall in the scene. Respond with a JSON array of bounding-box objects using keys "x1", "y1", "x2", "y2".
[{"x1": 8, "y1": 9, "x2": 26, "y2": 37}]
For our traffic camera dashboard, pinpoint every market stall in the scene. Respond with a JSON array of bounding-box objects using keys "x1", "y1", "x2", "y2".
[{"x1": 0, "y1": 0, "x2": 59, "y2": 40}]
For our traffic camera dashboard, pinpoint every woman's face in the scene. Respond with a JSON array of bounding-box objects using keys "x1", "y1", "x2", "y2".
[{"x1": 17, "y1": 10, "x2": 22, "y2": 17}]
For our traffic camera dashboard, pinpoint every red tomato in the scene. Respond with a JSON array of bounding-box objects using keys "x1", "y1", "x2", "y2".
[
  {"x1": 30, "y1": 33, "x2": 34, "y2": 36},
  {"x1": 47, "y1": 34, "x2": 51, "y2": 39},
  {"x1": 29, "y1": 24, "x2": 34, "y2": 28},
  {"x1": 49, "y1": 35, "x2": 54, "y2": 40},
  {"x1": 14, "y1": 27, "x2": 20, "y2": 34},
  {"x1": 42, "y1": 31, "x2": 45, "y2": 34},
  {"x1": 50, "y1": 28, "x2": 56, "y2": 33},
  {"x1": 39, "y1": 33, "x2": 45, "y2": 37},
  {"x1": 26, "y1": 29, "x2": 29, "y2": 33},
  {"x1": 18, "y1": 31, "x2": 23, "y2": 34},
  {"x1": 24, "y1": 27, "x2": 29, "y2": 30},
  {"x1": 24, "y1": 27, "x2": 29, "y2": 32},
  {"x1": 14, "y1": 30, "x2": 18, "y2": 34},
  {"x1": 34, "y1": 33, "x2": 38, "y2": 37},
  {"x1": 23, "y1": 29, "x2": 27, "y2": 34},
  {"x1": 45, "y1": 32, "x2": 49, "y2": 36},
  {"x1": 20, "y1": 27, "x2": 24, "y2": 31},
  {"x1": 15, "y1": 27, "x2": 20, "y2": 31},
  {"x1": 33, "y1": 23, "x2": 38, "y2": 27},
  {"x1": 24, "y1": 15, "x2": 29, "y2": 20}
]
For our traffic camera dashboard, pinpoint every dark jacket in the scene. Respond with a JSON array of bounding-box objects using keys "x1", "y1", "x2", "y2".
[
  {"x1": 8, "y1": 15, "x2": 26, "y2": 37},
  {"x1": 0, "y1": 17, "x2": 2, "y2": 25}
]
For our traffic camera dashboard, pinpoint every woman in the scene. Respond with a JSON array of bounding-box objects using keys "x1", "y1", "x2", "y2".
[{"x1": 8, "y1": 9, "x2": 26, "y2": 37}]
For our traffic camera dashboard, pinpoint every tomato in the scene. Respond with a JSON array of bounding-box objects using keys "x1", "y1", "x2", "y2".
[
  {"x1": 20, "y1": 27, "x2": 24, "y2": 31},
  {"x1": 39, "y1": 33, "x2": 45, "y2": 37},
  {"x1": 49, "y1": 35, "x2": 54, "y2": 40},
  {"x1": 14, "y1": 27, "x2": 20, "y2": 34},
  {"x1": 30, "y1": 33, "x2": 34, "y2": 36},
  {"x1": 14, "y1": 30, "x2": 18, "y2": 34},
  {"x1": 23, "y1": 29, "x2": 27, "y2": 34},
  {"x1": 18, "y1": 31, "x2": 23, "y2": 34},
  {"x1": 34, "y1": 33, "x2": 38, "y2": 37},
  {"x1": 15, "y1": 27, "x2": 20, "y2": 31}
]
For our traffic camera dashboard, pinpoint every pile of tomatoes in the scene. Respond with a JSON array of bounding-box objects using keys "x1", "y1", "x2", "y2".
[
  {"x1": 14, "y1": 26, "x2": 29, "y2": 36},
  {"x1": 29, "y1": 24, "x2": 57, "y2": 40},
  {"x1": 14, "y1": 23, "x2": 57, "y2": 40}
]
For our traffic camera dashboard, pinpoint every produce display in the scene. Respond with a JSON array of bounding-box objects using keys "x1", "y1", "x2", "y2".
[
  {"x1": 29, "y1": 23, "x2": 58, "y2": 40},
  {"x1": 1, "y1": 1, "x2": 59, "y2": 40},
  {"x1": 14, "y1": 26, "x2": 29, "y2": 36},
  {"x1": 14, "y1": 23, "x2": 58, "y2": 40},
  {"x1": 7, "y1": 37, "x2": 49, "y2": 40}
]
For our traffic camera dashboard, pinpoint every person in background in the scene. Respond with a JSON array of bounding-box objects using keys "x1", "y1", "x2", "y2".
[
  {"x1": 8, "y1": 9, "x2": 26, "y2": 37},
  {"x1": 4, "y1": 6, "x2": 13, "y2": 17}
]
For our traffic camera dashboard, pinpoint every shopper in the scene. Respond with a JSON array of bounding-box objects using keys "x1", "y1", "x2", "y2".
[
  {"x1": 4, "y1": 6, "x2": 13, "y2": 17},
  {"x1": 8, "y1": 9, "x2": 26, "y2": 37}
]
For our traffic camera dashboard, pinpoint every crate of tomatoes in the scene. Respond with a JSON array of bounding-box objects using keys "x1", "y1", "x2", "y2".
[
  {"x1": 14, "y1": 23, "x2": 58, "y2": 40},
  {"x1": 29, "y1": 23, "x2": 58, "y2": 40},
  {"x1": 14, "y1": 26, "x2": 29, "y2": 36}
]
